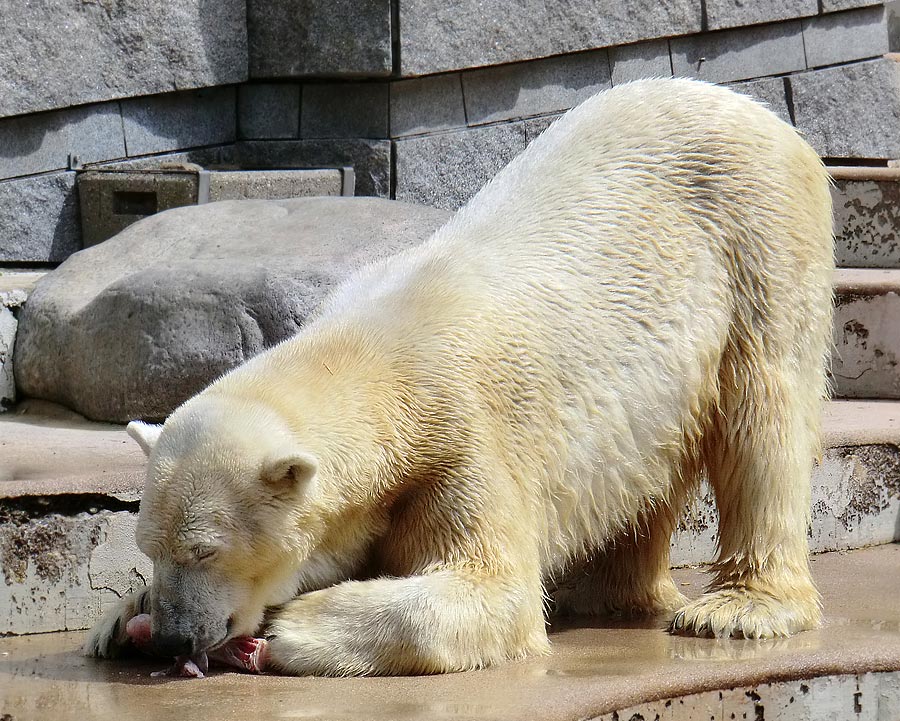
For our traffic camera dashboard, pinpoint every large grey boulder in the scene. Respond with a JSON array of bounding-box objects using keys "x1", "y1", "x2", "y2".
[{"x1": 15, "y1": 197, "x2": 451, "y2": 423}]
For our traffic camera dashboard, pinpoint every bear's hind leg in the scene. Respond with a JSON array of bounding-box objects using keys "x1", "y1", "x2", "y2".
[
  {"x1": 553, "y1": 503, "x2": 687, "y2": 618},
  {"x1": 671, "y1": 351, "x2": 824, "y2": 639}
]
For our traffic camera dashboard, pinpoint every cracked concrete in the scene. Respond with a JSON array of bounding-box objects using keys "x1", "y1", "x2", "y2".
[
  {"x1": 833, "y1": 273, "x2": 900, "y2": 399},
  {"x1": 0, "y1": 510, "x2": 150, "y2": 634},
  {"x1": 671, "y1": 442, "x2": 900, "y2": 566}
]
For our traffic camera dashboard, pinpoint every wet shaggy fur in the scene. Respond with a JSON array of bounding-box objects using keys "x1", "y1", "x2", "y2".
[{"x1": 85, "y1": 78, "x2": 834, "y2": 676}]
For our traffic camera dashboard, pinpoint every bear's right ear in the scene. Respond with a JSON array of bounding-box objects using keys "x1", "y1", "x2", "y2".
[
  {"x1": 126, "y1": 420, "x2": 163, "y2": 457},
  {"x1": 260, "y1": 452, "x2": 318, "y2": 494}
]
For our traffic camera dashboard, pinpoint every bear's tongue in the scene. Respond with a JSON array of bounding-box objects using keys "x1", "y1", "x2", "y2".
[{"x1": 150, "y1": 652, "x2": 209, "y2": 678}]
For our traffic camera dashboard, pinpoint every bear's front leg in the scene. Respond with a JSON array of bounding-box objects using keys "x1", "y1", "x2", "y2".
[
  {"x1": 83, "y1": 585, "x2": 153, "y2": 659},
  {"x1": 264, "y1": 568, "x2": 548, "y2": 676}
]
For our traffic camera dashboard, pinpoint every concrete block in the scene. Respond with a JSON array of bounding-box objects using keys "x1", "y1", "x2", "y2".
[
  {"x1": 727, "y1": 76, "x2": 792, "y2": 123},
  {"x1": 672, "y1": 20, "x2": 807, "y2": 83},
  {"x1": 395, "y1": 124, "x2": 526, "y2": 210},
  {"x1": 0, "y1": 0, "x2": 246, "y2": 119},
  {"x1": 706, "y1": 0, "x2": 817, "y2": 30},
  {"x1": 248, "y1": 0, "x2": 391, "y2": 78},
  {"x1": 78, "y1": 171, "x2": 199, "y2": 248},
  {"x1": 790, "y1": 58, "x2": 900, "y2": 159},
  {"x1": 237, "y1": 139, "x2": 391, "y2": 197},
  {"x1": 0, "y1": 104, "x2": 125, "y2": 181},
  {"x1": 462, "y1": 51, "x2": 611, "y2": 125},
  {"x1": 802, "y1": 5, "x2": 889, "y2": 69},
  {"x1": 238, "y1": 84, "x2": 301, "y2": 140},
  {"x1": 524, "y1": 115, "x2": 563, "y2": 145},
  {"x1": 121, "y1": 88, "x2": 237, "y2": 157},
  {"x1": 390, "y1": 75, "x2": 467, "y2": 138},
  {"x1": 206, "y1": 170, "x2": 344, "y2": 201},
  {"x1": 0, "y1": 172, "x2": 80, "y2": 263},
  {"x1": 300, "y1": 84, "x2": 389, "y2": 139},
  {"x1": 831, "y1": 171, "x2": 900, "y2": 268},
  {"x1": 0, "y1": 307, "x2": 15, "y2": 410},
  {"x1": 832, "y1": 274, "x2": 900, "y2": 399},
  {"x1": 399, "y1": 0, "x2": 701, "y2": 76},
  {"x1": 609, "y1": 39, "x2": 673, "y2": 85}
]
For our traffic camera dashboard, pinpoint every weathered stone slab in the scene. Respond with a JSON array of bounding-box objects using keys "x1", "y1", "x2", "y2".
[
  {"x1": 462, "y1": 51, "x2": 611, "y2": 125},
  {"x1": 802, "y1": 5, "x2": 889, "y2": 69},
  {"x1": 832, "y1": 270, "x2": 900, "y2": 399},
  {"x1": 0, "y1": 0, "x2": 246, "y2": 119},
  {"x1": 248, "y1": 0, "x2": 391, "y2": 78},
  {"x1": 400, "y1": 0, "x2": 701, "y2": 76},
  {"x1": 790, "y1": 58, "x2": 900, "y2": 159},
  {"x1": 237, "y1": 139, "x2": 391, "y2": 197},
  {"x1": 831, "y1": 169, "x2": 900, "y2": 268},
  {"x1": 395, "y1": 124, "x2": 527, "y2": 210},
  {"x1": 671, "y1": 20, "x2": 807, "y2": 83},
  {"x1": 705, "y1": 0, "x2": 817, "y2": 30},
  {"x1": 609, "y1": 40, "x2": 672, "y2": 85},
  {"x1": 300, "y1": 84, "x2": 389, "y2": 139},
  {"x1": 0, "y1": 173, "x2": 81, "y2": 263},
  {"x1": 238, "y1": 84, "x2": 301, "y2": 140},
  {"x1": 121, "y1": 88, "x2": 237, "y2": 157},
  {"x1": 0, "y1": 104, "x2": 125, "y2": 181},
  {"x1": 14, "y1": 197, "x2": 451, "y2": 422},
  {"x1": 390, "y1": 75, "x2": 467, "y2": 138},
  {"x1": 727, "y1": 76, "x2": 792, "y2": 123}
]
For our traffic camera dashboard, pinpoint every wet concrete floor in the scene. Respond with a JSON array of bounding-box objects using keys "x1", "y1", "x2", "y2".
[{"x1": 2, "y1": 544, "x2": 899, "y2": 721}]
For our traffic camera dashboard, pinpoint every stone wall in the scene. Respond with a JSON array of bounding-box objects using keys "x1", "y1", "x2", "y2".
[{"x1": 0, "y1": 1, "x2": 897, "y2": 263}]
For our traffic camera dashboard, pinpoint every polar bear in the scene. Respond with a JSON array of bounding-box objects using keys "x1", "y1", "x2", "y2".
[{"x1": 84, "y1": 78, "x2": 833, "y2": 676}]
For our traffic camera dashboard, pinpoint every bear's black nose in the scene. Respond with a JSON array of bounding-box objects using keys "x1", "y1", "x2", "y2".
[{"x1": 153, "y1": 631, "x2": 193, "y2": 658}]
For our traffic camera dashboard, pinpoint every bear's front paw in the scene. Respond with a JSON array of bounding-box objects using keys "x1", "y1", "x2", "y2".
[
  {"x1": 82, "y1": 587, "x2": 151, "y2": 659},
  {"x1": 670, "y1": 587, "x2": 821, "y2": 639}
]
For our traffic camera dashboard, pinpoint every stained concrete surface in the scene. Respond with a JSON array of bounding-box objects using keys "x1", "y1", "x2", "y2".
[{"x1": 1, "y1": 545, "x2": 899, "y2": 721}]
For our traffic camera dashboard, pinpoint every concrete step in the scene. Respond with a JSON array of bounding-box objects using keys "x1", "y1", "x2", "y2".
[
  {"x1": 1, "y1": 544, "x2": 897, "y2": 721},
  {"x1": 671, "y1": 399, "x2": 900, "y2": 564},
  {"x1": 1, "y1": 399, "x2": 898, "y2": 636},
  {"x1": 831, "y1": 167, "x2": 900, "y2": 270},
  {"x1": 832, "y1": 268, "x2": 900, "y2": 399}
]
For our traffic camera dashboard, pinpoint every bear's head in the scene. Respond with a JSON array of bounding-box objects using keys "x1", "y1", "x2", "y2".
[{"x1": 127, "y1": 394, "x2": 321, "y2": 658}]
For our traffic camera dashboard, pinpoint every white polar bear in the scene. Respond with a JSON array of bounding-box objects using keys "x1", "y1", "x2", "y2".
[{"x1": 85, "y1": 78, "x2": 833, "y2": 676}]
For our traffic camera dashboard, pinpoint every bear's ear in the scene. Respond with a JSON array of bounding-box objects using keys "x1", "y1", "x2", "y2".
[
  {"x1": 126, "y1": 420, "x2": 163, "y2": 456},
  {"x1": 260, "y1": 452, "x2": 318, "y2": 493}
]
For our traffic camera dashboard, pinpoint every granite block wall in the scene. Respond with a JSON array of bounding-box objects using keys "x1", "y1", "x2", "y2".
[{"x1": 1, "y1": 1, "x2": 898, "y2": 262}]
